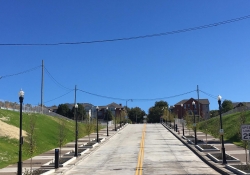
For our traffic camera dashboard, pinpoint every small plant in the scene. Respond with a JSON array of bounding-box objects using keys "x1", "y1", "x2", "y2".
[
  {"x1": 58, "y1": 118, "x2": 67, "y2": 158},
  {"x1": 84, "y1": 118, "x2": 95, "y2": 142},
  {"x1": 24, "y1": 115, "x2": 37, "y2": 172}
]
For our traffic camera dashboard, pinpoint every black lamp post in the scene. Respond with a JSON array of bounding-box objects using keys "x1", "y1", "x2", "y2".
[
  {"x1": 74, "y1": 103, "x2": 78, "y2": 157},
  {"x1": 192, "y1": 101, "x2": 197, "y2": 145},
  {"x1": 114, "y1": 108, "x2": 117, "y2": 131},
  {"x1": 96, "y1": 106, "x2": 99, "y2": 142},
  {"x1": 18, "y1": 89, "x2": 24, "y2": 175},
  {"x1": 218, "y1": 95, "x2": 227, "y2": 164},
  {"x1": 106, "y1": 107, "x2": 109, "y2": 136},
  {"x1": 181, "y1": 103, "x2": 184, "y2": 136},
  {"x1": 173, "y1": 105, "x2": 176, "y2": 131},
  {"x1": 168, "y1": 106, "x2": 171, "y2": 127},
  {"x1": 126, "y1": 99, "x2": 132, "y2": 123},
  {"x1": 119, "y1": 108, "x2": 121, "y2": 128}
]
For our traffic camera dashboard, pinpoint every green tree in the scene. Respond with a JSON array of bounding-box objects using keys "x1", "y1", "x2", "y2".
[
  {"x1": 69, "y1": 103, "x2": 86, "y2": 120},
  {"x1": 210, "y1": 110, "x2": 219, "y2": 118},
  {"x1": 84, "y1": 119, "x2": 95, "y2": 142},
  {"x1": 57, "y1": 104, "x2": 70, "y2": 117},
  {"x1": 24, "y1": 115, "x2": 37, "y2": 172},
  {"x1": 58, "y1": 118, "x2": 67, "y2": 158},
  {"x1": 128, "y1": 107, "x2": 146, "y2": 123},
  {"x1": 104, "y1": 110, "x2": 113, "y2": 121},
  {"x1": 147, "y1": 101, "x2": 168, "y2": 123},
  {"x1": 222, "y1": 100, "x2": 233, "y2": 113}
]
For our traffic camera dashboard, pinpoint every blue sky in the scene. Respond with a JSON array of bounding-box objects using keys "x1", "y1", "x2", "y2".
[{"x1": 1, "y1": 1, "x2": 250, "y2": 113}]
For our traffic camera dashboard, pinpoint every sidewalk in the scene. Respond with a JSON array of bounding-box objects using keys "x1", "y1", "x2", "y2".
[
  {"x1": 166, "y1": 120, "x2": 248, "y2": 174},
  {"x1": 0, "y1": 124, "x2": 127, "y2": 175}
]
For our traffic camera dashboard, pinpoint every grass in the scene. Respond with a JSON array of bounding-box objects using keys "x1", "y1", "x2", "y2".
[
  {"x1": 197, "y1": 110, "x2": 250, "y2": 145},
  {"x1": 0, "y1": 109, "x2": 102, "y2": 169}
]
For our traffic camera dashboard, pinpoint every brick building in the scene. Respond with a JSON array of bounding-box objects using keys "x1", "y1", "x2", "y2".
[{"x1": 172, "y1": 98, "x2": 210, "y2": 119}]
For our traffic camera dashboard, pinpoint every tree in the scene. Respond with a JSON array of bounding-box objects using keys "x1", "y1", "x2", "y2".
[
  {"x1": 147, "y1": 101, "x2": 168, "y2": 123},
  {"x1": 58, "y1": 118, "x2": 67, "y2": 158},
  {"x1": 84, "y1": 119, "x2": 95, "y2": 142},
  {"x1": 222, "y1": 100, "x2": 233, "y2": 113},
  {"x1": 68, "y1": 103, "x2": 86, "y2": 120},
  {"x1": 57, "y1": 104, "x2": 70, "y2": 117},
  {"x1": 128, "y1": 107, "x2": 146, "y2": 123},
  {"x1": 210, "y1": 110, "x2": 219, "y2": 118},
  {"x1": 24, "y1": 115, "x2": 37, "y2": 172},
  {"x1": 104, "y1": 110, "x2": 113, "y2": 121}
]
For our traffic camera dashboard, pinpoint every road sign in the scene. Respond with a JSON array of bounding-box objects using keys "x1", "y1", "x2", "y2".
[{"x1": 241, "y1": 125, "x2": 250, "y2": 140}]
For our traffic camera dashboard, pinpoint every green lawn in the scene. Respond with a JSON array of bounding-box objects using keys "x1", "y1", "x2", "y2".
[
  {"x1": 0, "y1": 109, "x2": 101, "y2": 169},
  {"x1": 197, "y1": 110, "x2": 250, "y2": 145}
]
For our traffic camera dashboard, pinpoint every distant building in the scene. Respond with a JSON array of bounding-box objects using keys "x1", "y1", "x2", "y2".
[
  {"x1": 173, "y1": 98, "x2": 210, "y2": 119},
  {"x1": 50, "y1": 102, "x2": 124, "y2": 120},
  {"x1": 232, "y1": 102, "x2": 250, "y2": 109}
]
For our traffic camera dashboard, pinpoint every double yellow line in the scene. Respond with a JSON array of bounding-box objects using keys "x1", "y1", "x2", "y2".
[{"x1": 135, "y1": 124, "x2": 146, "y2": 175}]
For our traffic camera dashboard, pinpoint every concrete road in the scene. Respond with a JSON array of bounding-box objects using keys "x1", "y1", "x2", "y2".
[{"x1": 61, "y1": 124, "x2": 219, "y2": 175}]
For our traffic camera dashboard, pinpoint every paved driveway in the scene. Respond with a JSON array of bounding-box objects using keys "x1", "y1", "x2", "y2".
[{"x1": 59, "y1": 124, "x2": 219, "y2": 175}]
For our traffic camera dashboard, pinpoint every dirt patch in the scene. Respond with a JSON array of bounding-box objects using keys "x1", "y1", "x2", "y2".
[{"x1": 0, "y1": 120, "x2": 27, "y2": 139}]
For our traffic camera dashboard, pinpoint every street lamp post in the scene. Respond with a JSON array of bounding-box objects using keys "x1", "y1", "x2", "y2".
[
  {"x1": 114, "y1": 108, "x2": 117, "y2": 131},
  {"x1": 218, "y1": 95, "x2": 227, "y2": 164},
  {"x1": 181, "y1": 103, "x2": 184, "y2": 136},
  {"x1": 192, "y1": 101, "x2": 197, "y2": 145},
  {"x1": 96, "y1": 106, "x2": 99, "y2": 142},
  {"x1": 18, "y1": 89, "x2": 24, "y2": 175},
  {"x1": 74, "y1": 103, "x2": 78, "y2": 157},
  {"x1": 106, "y1": 107, "x2": 109, "y2": 136},
  {"x1": 173, "y1": 105, "x2": 176, "y2": 131},
  {"x1": 115, "y1": 108, "x2": 117, "y2": 131},
  {"x1": 119, "y1": 108, "x2": 121, "y2": 128},
  {"x1": 126, "y1": 99, "x2": 132, "y2": 123}
]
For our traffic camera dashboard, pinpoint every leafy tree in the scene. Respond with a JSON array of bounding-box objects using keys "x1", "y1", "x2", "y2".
[
  {"x1": 128, "y1": 107, "x2": 146, "y2": 123},
  {"x1": 84, "y1": 119, "x2": 95, "y2": 142},
  {"x1": 24, "y1": 115, "x2": 37, "y2": 172},
  {"x1": 104, "y1": 110, "x2": 113, "y2": 121},
  {"x1": 57, "y1": 104, "x2": 70, "y2": 117},
  {"x1": 155, "y1": 101, "x2": 169, "y2": 109},
  {"x1": 69, "y1": 103, "x2": 86, "y2": 120},
  {"x1": 147, "y1": 101, "x2": 168, "y2": 123},
  {"x1": 58, "y1": 119, "x2": 67, "y2": 158},
  {"x1": 222, "y1": 100, "x2": 233, "y2": 113},
  {"x1": 210, "y1": 110, "x2": 219, "y2": 118}
]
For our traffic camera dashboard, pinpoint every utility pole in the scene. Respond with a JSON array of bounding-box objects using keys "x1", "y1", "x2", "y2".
[{"x1": 41, "y1": 60, "x2": 44, "y2": 114}]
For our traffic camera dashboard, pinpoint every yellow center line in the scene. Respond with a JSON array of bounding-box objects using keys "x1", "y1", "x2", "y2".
[{"x1": 135, "y1": 124, "x2": 146, "y2": 175}]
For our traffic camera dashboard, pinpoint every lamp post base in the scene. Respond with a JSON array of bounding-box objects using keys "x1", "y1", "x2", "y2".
[
  {"x1": 17, "y1": 161, "x2": 22, "y2": 175},
  {"x1": 74, "y1": 144, "x2": 78, "y2": 157},
  {"x1": 222, "y1": 147, "x2": 227, "y2": 164}
]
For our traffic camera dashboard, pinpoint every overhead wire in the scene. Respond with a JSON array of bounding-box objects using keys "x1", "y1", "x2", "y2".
[
  {"x1": 0, "y1": 65, "x2": 41, "y2": 79},
  {"x1": 44, "y1": 66, "x2": 73, "y2": 90},
  {"x1": 78, "y1": 88, "x2": 196, "y2": 101},
  {"x1": 0, "y1": 14, "x2": 250, "y2": 46},
  {"x1": 44, "y1": 90, "x2": 74, "y2": 103},
  {"x1": 199, "y1": 89, "x2": 217, "y2": 99}
]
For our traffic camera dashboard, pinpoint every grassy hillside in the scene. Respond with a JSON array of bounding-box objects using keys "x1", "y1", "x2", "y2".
[
  {"x1": 0, "y1": 109, "x2": 100, "y2": 169},
  {"x1": 197, "y1": 110, "x2": 250, "y2": 146}
]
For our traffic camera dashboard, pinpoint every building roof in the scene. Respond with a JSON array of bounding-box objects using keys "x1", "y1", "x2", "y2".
[
  {"x1": 232, "y1": 102, "x2": 250, "y2": 108},
  {"x1": 175, "y1": 98, "x2": 210, "y2": 105}
]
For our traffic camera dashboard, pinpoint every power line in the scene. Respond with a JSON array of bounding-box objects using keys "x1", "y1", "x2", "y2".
[
  {"x1": 1, "y1": 14, "x2": 250, "y2": 46},
  {"x1": 78, "y1": 89, "x2": 127, "y2": 101},
  {"x1": 0, "y1": 65, "x2": 41, "y2": 79},
  {"x1": 44, "y1": 66, "x2": 73, "y2": 91},
  {"x1": 78, "y1": 88, "x2": 196, "y2": 101},
  {"x1": 199, "y1": 89, "x2": 217, "y2": 99},
  {"x1": 133, "y1": 90, "x2": 196, "y2": 101},
  {"x1": 44, "y1": 90, "x2": 74, "y2": 103}
]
